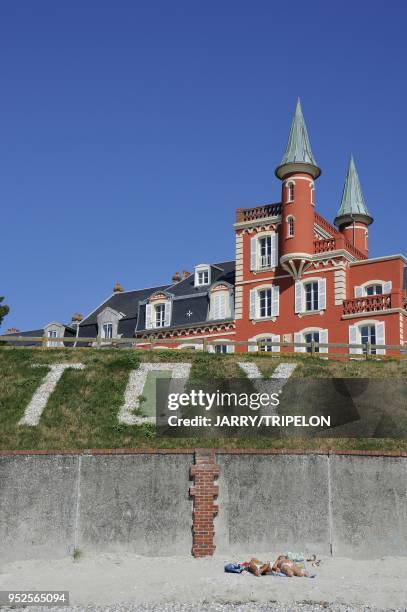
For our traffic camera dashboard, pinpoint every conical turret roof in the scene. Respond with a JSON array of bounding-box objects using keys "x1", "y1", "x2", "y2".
[
  {"x1": 335, "y1": 156, "x2": 373, "y2": 226},
  {"x1": 275, "y1": 99, "x2": 321, "y2": 179}
]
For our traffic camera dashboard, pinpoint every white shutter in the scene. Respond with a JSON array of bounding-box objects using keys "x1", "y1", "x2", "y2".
[
  {"x1": 354, "y1": 286, "x2": 363, "y2": 298},
  {"x1": 248, "y1": 337, "x2": 257, "y2": 352},
  {"x1": 164, "y1": 301, "x2": 172, "y2": 327},
  {"x1": 270, "y1": 232, "x2": 278, "y2": 267},
  {"x1": 375, "y1": 321, "x2": 385, "y2": 355},
  {"x1": 318, "y1": 278, "x2": 326, "y2": 310},
  {"x1": 145, "y1": 304, "x2": 152, "y2": 329},
  {"x1": 226, "y1": 343, "x2": 234, "y2": 354},
  {"x1": 349, "y1": 324, "x2": 362, "y2": 355},
  {"x1": 249, "y1": 289, "x2": 257, "y2": 319},
  {"x1": 319, "y1": 329, "x2": 328, "y2": 354},
  {"x1": 382, "y1": 281, "x2": 392, "y2": 295},
  {"x1": 294, "y1": 332, "x2": 305, "y2": 353},
  {"x1": 272, "y1": 334, "x2": 280, "y2": 353},
  {"x1": 272, "y1": 285, "x2": 279, "y2": 317},
  {"x1": 250, "y1": 236, "x2": 257, "y2": 271},
  {"x1": 295, "y1": 281, "x2": 303, "y2": 313},
  {"x1": 207, "y1": 344, "x2": 215, "y2": 353},
  {"x1": 219, "y1": 293, "x2": 227, "y2": 319}
]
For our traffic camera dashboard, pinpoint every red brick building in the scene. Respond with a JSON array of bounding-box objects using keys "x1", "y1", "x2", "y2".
[
  {"x1": 232, "y1": 100, "x2": 406, "y2": 355},
  {"x1": 8, "y1": 101, "x2": 407, "y2": 355}
]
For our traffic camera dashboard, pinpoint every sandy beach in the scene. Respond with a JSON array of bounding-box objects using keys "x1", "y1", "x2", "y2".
[{"x1": 1, "y1": 552, "x2": 406, "y2": 610}]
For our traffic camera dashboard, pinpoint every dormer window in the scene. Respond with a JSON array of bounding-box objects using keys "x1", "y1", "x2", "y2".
[
  {"x1": 194, "y1": 264, "x2": 211, "y2": 287},
  {"x1": 155, "y1": 303, "x2": 166, "y2": 327},
  {"x1": 102, "y1": 323, "x2": 113, "y2": 339},
  {"x1": 209, "y1": 283, "x2": 232, "y2": 320},
  {"x1": 145, "y1": 293, "x2": 172, "y2": 329}
]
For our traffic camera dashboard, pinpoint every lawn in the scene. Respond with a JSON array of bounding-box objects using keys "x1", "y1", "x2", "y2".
[{"x1": 0, "y1": 347, "x2": 406, "y2": 451}]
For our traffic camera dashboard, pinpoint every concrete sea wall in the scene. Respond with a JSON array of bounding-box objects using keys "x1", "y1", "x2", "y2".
[{"x1": 0, "y1": 450, "x2": 406, "y2": 562}]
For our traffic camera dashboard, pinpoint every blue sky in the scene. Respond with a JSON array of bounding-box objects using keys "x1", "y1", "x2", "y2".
[{"x1": 1, "y1": 1, "x2": 406, "y2": 330}]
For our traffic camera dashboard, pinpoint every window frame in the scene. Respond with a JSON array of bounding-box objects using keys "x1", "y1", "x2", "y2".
[
  {"x1": 287, "y1": 180, "x2": 295, "y2": 203},
  {"x1": 287, "y1": 215, "x2": 295, "y2": 238},
  {"x1": 154, "y1": 303, "x2": 166, "y2": 328},
  {"x1": 304, "y1": 281, "x2": 319, "y2": 312},
  {"x1": 102, "y1": 322, "x2": 113, "y2": 339}
]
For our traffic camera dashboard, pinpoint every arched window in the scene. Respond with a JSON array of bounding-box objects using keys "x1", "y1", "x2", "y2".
[
  {"x1": 287, "y1": 216, "x2": 295, "y2": 237},
  {"x1": 287, "y1": 181, "x2": 295, "y2": 202},
  {"x1": 310, "y1": 183, "x2": 315, "y2": 205}
]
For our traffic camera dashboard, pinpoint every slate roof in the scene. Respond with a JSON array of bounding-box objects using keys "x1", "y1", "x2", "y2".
[
  {"x1": 135, "y1": 260, "x2": 235, "y2": 333},
  {"x1": 77, "y1": 285, "x2": 169, "y2": 340},
  {"x1": 1, "y1": 326, "x2": 76, "y2": 346},
  {"x1": 335, "y1": 155, "x2": 373, "y2": 225},
  {"x1": 74, "y1": 261, "x2": 236, "y2": 339}
]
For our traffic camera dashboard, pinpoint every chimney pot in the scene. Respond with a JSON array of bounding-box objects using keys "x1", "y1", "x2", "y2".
[
  {"x1": 172, "y1": 272, "x2": 182, "y2": 283},
  {"x1": 71, "y1": 313, "x2": 83, "y2": 322},
  {"x1": 113, "y1": 282, "x2": 124, "y2": 293}
]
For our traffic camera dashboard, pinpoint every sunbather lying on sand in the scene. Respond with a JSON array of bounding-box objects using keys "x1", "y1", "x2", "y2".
[
  {"x1": 272, "y1": 555, "x2": 309, "y2": 577},
  {"x1": 247, "y1": 558, "x2": 272, "y2": 576}
]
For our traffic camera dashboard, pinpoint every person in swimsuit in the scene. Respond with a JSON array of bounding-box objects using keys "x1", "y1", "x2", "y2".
[
  {"x1": 247, "y1": 558, "x2": 272, "y2": 576},
  {"x1": 272, "y1": 555, "x2": 309, "y2": 577}
]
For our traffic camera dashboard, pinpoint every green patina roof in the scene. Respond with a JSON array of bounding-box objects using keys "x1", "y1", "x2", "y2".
[
  {"x1": 336, "y1": 155, "x2": 371, "y2": 221},
  {"x1": 280, "y1": 98, "x2": 318, "y2": 167}
]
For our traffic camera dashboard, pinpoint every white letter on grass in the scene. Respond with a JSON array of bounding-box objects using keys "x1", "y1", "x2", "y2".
[
  {"x1": 19, "y1": 363, "x2": 85, "y2": 426},
  {"x1": 118, "y1": 362, "x2": 192, "y2": 425}
]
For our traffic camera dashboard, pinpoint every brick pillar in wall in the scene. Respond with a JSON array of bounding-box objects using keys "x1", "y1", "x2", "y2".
[{"x1": 190, "y1": 449, "x2": 220, "y2": 557}]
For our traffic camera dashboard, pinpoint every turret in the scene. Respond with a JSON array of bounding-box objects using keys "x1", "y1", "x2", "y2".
[
  {"x1": 334, "y1": 156, "x2": 373, "y2": 257},
  {"x1": 276, "y1": 99, "x2": 321, "y2": 278}
]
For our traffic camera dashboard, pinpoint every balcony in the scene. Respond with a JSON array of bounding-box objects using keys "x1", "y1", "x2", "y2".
[
  {"x1": 343, "y1": 294, "x2": 392, "y2": 316},
  {"x1": 236, "y1": 203, "x2": 282, "y2": 223},
  {"x1": 314, "y1": 238, "x2": 336, "y2": 253}
]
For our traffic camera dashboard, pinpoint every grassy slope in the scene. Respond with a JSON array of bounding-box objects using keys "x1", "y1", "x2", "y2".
[{"x1": 0, "y1": 347, "x2": 406, "y2": 451}]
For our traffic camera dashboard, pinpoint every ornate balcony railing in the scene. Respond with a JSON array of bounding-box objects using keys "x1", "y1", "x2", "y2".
[
  {"x1": 343, "y1": 294, "x2": 392, "y2": 316},
  {"x1": 314, "y1": 238, "x2": 336, "y2": 253},
  {"x1": 236, "y1": 203, "x2": 282, "y2": 223}
]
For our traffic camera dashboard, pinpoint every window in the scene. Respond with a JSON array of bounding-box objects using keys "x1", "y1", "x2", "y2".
[
  {"x1": 259, "y1": 288, "x2": 272, "y2": 318},
  {"x1": 210, "y1": 291, "x2": 229, "y2": 320},
  {"x1": 258, "y1": 337, "x2": 273, "y2": 352},
  {"x1": 287, "y1": 181, "x2": 295, "y2": 202},
  {"x1": 195, "y1": 264, "x2": 211, "y2": 287},
  {"x1": 102, "y1": 323, "x2": 113, "y2": 339},
  {"x1": 305, "y1": 281, "x2": 319, "y2": 312},
  {"x1": 295, "y1": 278, "x2": 326, "y2": 313},
  {"x1": 47, "y1": 329, "x2": 58, "y2": 347},
  {"x1": 310, "y1": 184, "x2": 315, "y2": 205},
  {"x1": 155, "y1": 304, "x2": 166, "y2": 328},
  {"x1": 249, "y1": 285, "x2": 279, "y2": 320},
  {"x1": 259, "y1": 236, "x2": 272, "y2": 269},
  {"x1": 349, "y1": 321, "x2": 385, "y2": 356},
  {"x1": 365, "y1": 284, "x2": 383, "y2": 296},
  {"x1": 304, "y1": 331, "x2": 320, "y2": 353},
  {"x1": 287, "y1": 216, "x2": 295, "y2": 237},
  {"x1": 197, "y1": 270, "x2": 209, "y2": 285},
  {"x1": 248, "y1": 334, "x2": 280, "y2": 353},
  {"x1": 294, "y1": 329, "x2": 328, "y2": 354},
  {"x1": 354, "y1": 281, "x2": 392, "y2": 298},
  {"x1": 215, "y1": 344, "x2": 227, "y2": 354},
  {"x1": 250, "y1": 232, "x2": 278, "y2": 271},
  {"x1": 360, "y1": 324, "x2": 376, "y2": 354}
]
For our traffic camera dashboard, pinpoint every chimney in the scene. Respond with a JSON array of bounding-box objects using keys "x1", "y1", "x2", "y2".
[
  {"x1": 6, "y1": 327, "x2": 20, "y2": 334},
  {"x1": 182, "y1": 270, "x2": 190, "y2": 278},
  {"x1": 172, "y1": 272, "x2": 182, "y2": 283},
  {"x1": 113, "y1": 282, "x2": 124, "y2": 293}
]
